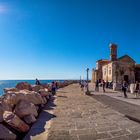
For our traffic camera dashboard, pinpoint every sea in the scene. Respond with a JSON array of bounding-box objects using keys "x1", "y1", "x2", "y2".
[{"x1": 0, "y1": 80, "x2": 64, "y2": 96}]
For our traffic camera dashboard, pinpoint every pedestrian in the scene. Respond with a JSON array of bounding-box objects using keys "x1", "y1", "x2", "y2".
[
  {"x1": 79, "y1": 80, "x2": 82, "y2": 86},
  {"x1": 122, "y1": 81, "x2": 128, "y2": 98},
  {"x1": 106, "y1": 81, "x2": 109, "y2": 88},
  {"x1": 113, "y1": 82, "x2": 116, "y2": 91},
  {"x1": 130, "y1": 82, "x2": 135, "y2": 94},
  {"x1": 135, "y1": 81, "x2": 139, "y2": 98},
  {"x1": 83, "y1": 81, "x2": 87, "y2": 92},
  {"x1": 35, "y1": 78, "x2": 41, "y2": 85},
  {"x1": 55, "y1": 81, "x2": 59, "y2": 90},
  {"x1": 102, "y1": 80, "x2": 106, "y2": 92},
  {"x1": 95, "y1": 80, "x2": 99, "y2": 92},
  {"x1": 80, "y1": 81, "x2": 84, "y2": 91},
  {"x1": 51, "y1": 81, "x2": 56, "y2": 96}
]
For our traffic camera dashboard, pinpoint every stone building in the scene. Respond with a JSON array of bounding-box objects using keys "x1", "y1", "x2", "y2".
[{"x1": 92, "y1": 43, "x2": 140, "y2": 86}]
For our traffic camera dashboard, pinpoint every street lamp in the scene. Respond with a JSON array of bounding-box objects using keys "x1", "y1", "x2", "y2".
[{"x1": 86, "y1": 68, "x2": 90, "y2": 95}]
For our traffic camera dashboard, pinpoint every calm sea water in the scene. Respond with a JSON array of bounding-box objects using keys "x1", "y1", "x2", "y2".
[{"x1": 0, "y1": 80, "x2": 64, "y2": 96}]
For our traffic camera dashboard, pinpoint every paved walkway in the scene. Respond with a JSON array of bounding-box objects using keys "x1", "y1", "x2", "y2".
[
  {"x1": 89, "y1": 83, "x2": 140, "y2": 106},
  {"x1": 25, "y1": 84, "x2": 140, "y2": 140}
]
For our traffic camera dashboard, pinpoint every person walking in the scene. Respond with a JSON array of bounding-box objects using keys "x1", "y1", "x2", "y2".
[
  {"x1": 95, "y1": 80, "x2": 99, "y2": 92},
  {"x1": 130, "y1": 82, "x2": 135, "y2": 94},
  {"x1": 84, "y1": 81, "x2": 88, "y2": 92},
  {"x1": 51, "y1": 81, "x2": 56, "y2": 96},
  {"x1": 55, "y1": 81, "x2": 59, "y2": 90},
  {"x1": 135, "y1": 81, "x2": 139, "y2": 98},
  {"x1": 106, "y1": 81, "x2": 109, "y2": 88},
  {"x1": 102, "y1": 80, "x2": 106, "y2": 92},
  {"x1": 122, "y1": 81, "x2": 128, "y2": 98},
  {"x1": 80, "y1": 81, "x2": 84, "y2": 91},
  {"x1": 35, "y1": 78, "x2": 41, "y2": 85}
]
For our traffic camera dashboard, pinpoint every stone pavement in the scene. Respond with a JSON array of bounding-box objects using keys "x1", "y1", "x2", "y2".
[
  {"x1": 24, "y1": 84, "x2": 140, "y2": 140},
  {"x1": 23, "y1": 84, "x2": 140, "y2": 140}
]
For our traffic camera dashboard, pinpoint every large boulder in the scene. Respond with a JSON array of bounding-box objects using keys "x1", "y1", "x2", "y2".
[
  {"x1": 16, "y1": 82, "x2": 32, "y2": 91},
  {"x1": 42, "y1": 97, "x2": 47, "y2": 104},
  {"x1": 0, "y1": 124, "x2": 17, "y2": 140},
  {"x1": 3, "y1": 111, "x2": 29, "y2": 132},
  {"x1": 4, "y1": 88, "x2": 19, "y2": 94},
  {"x1": 14, "y1": 100, "x2": 38, "y2": 118},
  {"x1": 24, "y1": 114, "x2": 36, "y2": 124},
  {"x1": 0, "y1": 98, "x2": 13, "y2": 122},
  {"x1": 0, "y1": 107, "x2": 3, "y2": 122},
  {"x1": 3, "y1": 90, "x2": 44, "y2": 105},
  {"x1": 35, "y1": 105, "x2": 39, "y2": 111},
  {"x1": 39, "y1": 88, "x2": 49, "y2": 97},
  {"x1": 32, "y1": 85, "x2": 43, "y2": 92},
  {"x1": 19, "y1": 90, "x2": 44, "y2": 105},
  {"x1": 2, "y1": 93, "x2": 17, "y2": 109},
  {"x1": 41, "y1": 83, "x2": 50, "y2": 89}
]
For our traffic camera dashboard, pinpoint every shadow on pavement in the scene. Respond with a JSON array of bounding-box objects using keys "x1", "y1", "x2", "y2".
[
  {"x1": 129, "y1": 97, "x2": 140, "y2": 100},
  {"x1": 57, "y1": 95, "x2": 67, "y2": 98},
  {"x1": 57, "y1": 91, "x2": 68, "y2": 93},
  {"x1": 24, "y1": 100, "x2": 56, "y2": 140},
  {"x1": 117, "y1": 95, "x2": 123, "y2": 97},
  {"x1": 105, "y1": 91, "x2": 118, "y2": 94},
  {"x1": 91, "y1": 94, "x2": 140, "y2": 124}
]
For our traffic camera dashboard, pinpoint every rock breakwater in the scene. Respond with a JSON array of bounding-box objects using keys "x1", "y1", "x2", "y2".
[{"x1": 0, "y1": 80, "x2": 77, "y2": 140}]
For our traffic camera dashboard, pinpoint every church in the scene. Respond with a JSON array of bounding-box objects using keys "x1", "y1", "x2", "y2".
[{"x1": 92, "y1": 43, "x2": 140, "y2": 88}]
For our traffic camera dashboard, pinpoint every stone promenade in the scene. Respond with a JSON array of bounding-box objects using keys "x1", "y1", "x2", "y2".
[{"x1": 25, "y1": 84, "x2": 140, "y2": 140}]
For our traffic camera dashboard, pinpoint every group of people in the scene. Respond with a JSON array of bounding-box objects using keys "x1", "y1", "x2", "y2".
[
  {"x1": 122, "y1": 81, "x2": 140, "y2": 98},
  {"x1": 95, "y1": 79, "x2": 106, "y2": 92},
  {"x1": 95, "y1": 79, "x2": 140, "y2": 98},
  {"x1": 36, "y1": 78, "x2": 140, "y2": 99},
  {"x1": 35, "y1": 78, "x2": 58, "y2": 96},
  {"x1": 51, "y1": 81, "x2": 58, "y2": 95},
  {"x1": 79, "y1": 81, "x2": 88, "y2": 91}
]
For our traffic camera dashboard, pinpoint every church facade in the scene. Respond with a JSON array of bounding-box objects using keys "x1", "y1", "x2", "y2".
[{"x1": 92, "y1": 43, "x2": 140, "y2": 87}]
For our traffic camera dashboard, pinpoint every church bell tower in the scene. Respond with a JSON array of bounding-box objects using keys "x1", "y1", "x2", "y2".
[{"x1": 110, "y1": 43, "x2": 117, "y2": 61}]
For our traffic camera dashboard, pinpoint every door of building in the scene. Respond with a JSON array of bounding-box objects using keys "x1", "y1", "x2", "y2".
[{"x1": 124, "y1": 75, "x2": 129, "y2": 83}]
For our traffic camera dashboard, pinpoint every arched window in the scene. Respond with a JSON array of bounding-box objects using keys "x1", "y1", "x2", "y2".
[
  {"x1": 109, "y1": 67, "x2": 111, "y2": 75},
  {"x1": 104, "y1": 68, "x2": 106, "y2": 76}
]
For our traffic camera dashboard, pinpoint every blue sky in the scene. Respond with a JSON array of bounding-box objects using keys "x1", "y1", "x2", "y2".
[{"x1": 0, "y1": 0, "x2": 139, "y2": 80}]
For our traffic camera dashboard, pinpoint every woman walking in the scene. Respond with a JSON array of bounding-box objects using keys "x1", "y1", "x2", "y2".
[{"x1": 122, "y1": 81, "x2": 128, "y2": 98}]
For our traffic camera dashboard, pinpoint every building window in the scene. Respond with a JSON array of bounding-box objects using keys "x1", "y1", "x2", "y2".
[
  {"x1": 96, "y1": 63, "x2": 98, "y2": 70},
  {"x1": 104, "y1": 68, "x2": 106, "y2": 76},
  {"x1": 109, "y1": 67, "x2": 111, "y2": 75}
]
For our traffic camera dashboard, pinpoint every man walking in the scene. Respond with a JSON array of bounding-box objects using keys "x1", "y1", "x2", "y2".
[
  {"x1": 122, "y1": 81, "x2": 128, "y2": 98},
  {"x1": 95, "y1": 80, "x2": 99, "y2": 92},
  {"x1": 102, "y1": 80, "x2": 106, "y2": 93}
]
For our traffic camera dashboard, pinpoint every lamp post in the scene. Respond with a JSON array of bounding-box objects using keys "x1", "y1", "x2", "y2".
[{"x1": 86, "y1": 68, "x2": 90, "y2": 95}]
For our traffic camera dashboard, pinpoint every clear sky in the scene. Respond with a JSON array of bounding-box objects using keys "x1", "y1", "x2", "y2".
[{"x1": 0, "y1": 0, "x2": 139, "y2": 80}]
